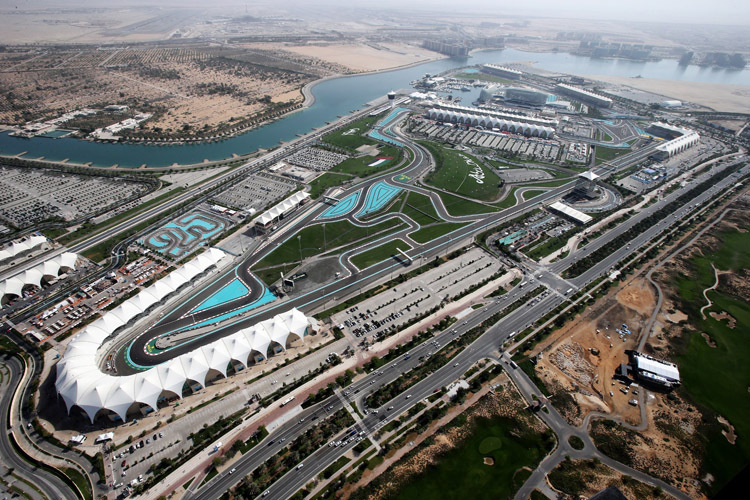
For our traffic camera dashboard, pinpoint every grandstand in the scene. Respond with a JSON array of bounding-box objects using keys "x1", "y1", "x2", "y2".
[
  {"x1": 254, "y1": 191, "x2": 311, "y2": 233},
  {"x1": 647, "y1": 122, "x2": 700, "y2": 160},
  {"x1": 426, "y1": 108, "x2": 555, "y2": 138},
  {"x1": 555, "y1": 83, "x2": 613, "y2": 108},
  {"x1": 430, "y1": 102, "x2": 557, "y2": 127},
  {"x1": 482, "y1": 64, "x2": 522, "y2": 80}
]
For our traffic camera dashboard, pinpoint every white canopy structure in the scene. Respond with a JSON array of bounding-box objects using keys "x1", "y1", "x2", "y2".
[
  {"x1": 255, "y1": 191, "x2": 310, "y2": 228},
  {"x1": 0, "y1": 252, "x2": 79, "y2": 304},
  {"x1": 427, "y1": 109, "x2": 555, "y2": 138},
  {"x1": 0, "y1": 235, "x2": 47, "y2": 264},
  {"x1": 55, "y1": 248, "x2": 314, "y2": 422}
]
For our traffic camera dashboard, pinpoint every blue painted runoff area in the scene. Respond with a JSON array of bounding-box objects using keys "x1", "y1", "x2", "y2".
[
  {"x1": 369, "y1": 129, "x2": 404, "y2": 147},
  {"x1": 546, "y1": 94, "x2": 557, "y2": 103},
  {"x1": 318, "y1": 191, "x2": 361, "y2": 219},
  {"x1": 461, "y1": 68, "x2": 479, "y2": 74},
  {"x1": 355, "y1": 181, "x2": 402, "y2": 217},
  {"x1": 147, "y1": 236, "x2": 169, "y2": 248},
  {"x1": 379, "y1": 107, "x2": 410, "y2": 128},
  {"x1": 183, "y1": 287, "x2": 276, "y2": 332},
  {"x1": 192, "y1": 278, "x2": 250, "y2": 313}
]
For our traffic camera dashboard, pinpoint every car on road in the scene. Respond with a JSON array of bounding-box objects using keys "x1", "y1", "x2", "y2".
[
  {"x1": 297, "y1": 463, "x2": 304, "y2": 470},
  {"x1": 229, "y1": 468, "x2": 236, "y2": 474},
  {"x1": 405, "y1": 394, "x2": 412, "y2": 399}
]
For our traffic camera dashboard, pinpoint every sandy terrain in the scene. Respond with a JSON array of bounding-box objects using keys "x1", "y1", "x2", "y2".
[
  {"x1": 583, "y1": 74, "x2": 750, "y2": 113},
  {"x1": 527, "y1": 278, "x2": 656, "y2": 427},
  {"x1": 281, "y1": 42, "x2": 440, "y2": 73}
]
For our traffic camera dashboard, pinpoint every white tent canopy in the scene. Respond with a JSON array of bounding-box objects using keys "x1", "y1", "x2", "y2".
[
  {"x1": 0, "y1": 235, "x2": 48, "y2": 263},
  {"x1": 0, "y1": 252, "x2": 79, "y2": 303},
  {"x1": 54, "y1": 247, "x2": 315, "y2": 423}
]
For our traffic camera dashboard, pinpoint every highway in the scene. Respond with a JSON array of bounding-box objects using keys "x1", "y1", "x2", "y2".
[
  {"x1": 9, "y1": 101, "x2": 390, "y2": 325},
  {"x1": 0, "y1": 356, "x2": 75, "y2": 500},
  {"x1": 187, "y1": 155, "x2": 746, "y2": 500}
]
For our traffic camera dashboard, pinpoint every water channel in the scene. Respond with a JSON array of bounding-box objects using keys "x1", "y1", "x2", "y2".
[{"x1": 1, "y1": 48, "x2": 748, "y2": 168}]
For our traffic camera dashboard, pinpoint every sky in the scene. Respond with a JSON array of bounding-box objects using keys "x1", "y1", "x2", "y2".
[
  {"x1": 357, "y1": 0, "x2": 750, "y2": 26},
  {"x1": 6, "y1": 0, "x2": 750, "y2": 26}
]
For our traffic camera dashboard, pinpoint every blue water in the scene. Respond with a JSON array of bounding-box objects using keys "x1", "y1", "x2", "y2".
[
  {"x1": 2, "y1": 48, "x2": 749, "y2": 167},
  {"x1": 318, "y1": 190, "x2": 361, "y2": 219},
  {"x1": 461, "y1": 68, "x2": 479, "y2": 74},
  {"x1": 193, "y1": 278, "x2": 250, "y2": 313},
  {"x1": 355, "y1": 181, "x2": 402, "y2": 217}
]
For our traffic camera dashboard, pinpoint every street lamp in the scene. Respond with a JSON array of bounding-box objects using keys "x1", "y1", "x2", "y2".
[
  {"x1": 298, "y1": 234, "x2": 302, "y2": 263},
  {"x1": 323, "y1": 223, "x2": 326, "y2": 252}
]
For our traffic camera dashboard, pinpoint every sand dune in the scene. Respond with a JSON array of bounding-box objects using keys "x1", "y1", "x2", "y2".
[{"x1": 583, "y1": 74, "x2": 750, "y2": 113}]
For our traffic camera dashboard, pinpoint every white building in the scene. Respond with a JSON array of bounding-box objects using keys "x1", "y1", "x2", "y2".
[
  {"x1": 555, "y1": 83, "x2": 613, "y2": 109},
  {"x1": 55, "y1": 248, "x2": 316, "y2": 423},
  {"x1": 426, "y1": 109, "x2": 555, "y2": 138}
]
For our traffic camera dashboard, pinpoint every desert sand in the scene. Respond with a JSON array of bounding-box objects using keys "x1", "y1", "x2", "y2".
[
  {"x1": 282, "y1": 42, "x2": 440, "y2": 73},
  {"x1": 583, "y1": 74, "x2": 750, "y2": 113}
]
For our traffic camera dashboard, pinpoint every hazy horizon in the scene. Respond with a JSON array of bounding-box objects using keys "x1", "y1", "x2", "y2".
[{"x1": 2, "y1": 0, "x2": 750, "y2": 27}]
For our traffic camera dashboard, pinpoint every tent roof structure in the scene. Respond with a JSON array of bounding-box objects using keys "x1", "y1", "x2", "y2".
[{"x1": 54, "y1": 247, "x2": 314, "y2": 422}]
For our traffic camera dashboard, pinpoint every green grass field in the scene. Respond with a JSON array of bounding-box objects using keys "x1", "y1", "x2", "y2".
[
  {"x1": 494, "y1": 186, "x2": 522, "y2": 209},
  {"x1": 322, "y1": 114, "x2": 381, "y2": 151},
  {"x1": 525, "y1": 233, "x2": 570, "y2": 261},
  {"x1": 253, "y1": 218, "x2": 403, "y2": 270},
  {"x1": 330, "y1": 144, "x2": 402, "y2": 178},
  {"x1": 410, "y1": 222, "x2": 468, "y2": 244},
  {"x1": 308, "y1": 172, "x2": 351, "y2": 199},
  {"x1": 351, "y1": 239, "x2": 411, "y2": 269},
  {"x1": 453, "y1": 71, "x2": 518, "y2": 85},
  {"x1": 671, "y1": 228, "x2": 750, "y2": 494},
  {"x1": 425, "y1": 188, "x2": 498, "y2": 217},
  {"x1": 421, "y1": 141, "x2": 503, "y2": 201},
  {"x1": 529, "y1": 178, "x2": 574, "y2": 188},
  {"x1": 595, "y1": 146, "x2": 628, "y2": 163},
  {"x1": 522, "y1": 189, "x2": 547, "y2": 201},
  {"x1": 402, "y1": 191, "x2": 442, "y2": 225},
  {"x1": 395, "y1": 416, "x2": 551, "y2": 500}
]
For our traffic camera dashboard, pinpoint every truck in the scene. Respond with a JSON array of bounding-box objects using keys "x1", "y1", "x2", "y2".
[
  {"x1": 565, "y1": 288, "x2": 573, "y2": 295},
  {"x1": 520, "y1": 281, "x2": 527, "y2": 288}
]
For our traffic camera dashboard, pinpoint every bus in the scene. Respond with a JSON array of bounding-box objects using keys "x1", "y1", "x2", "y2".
[{"x1": 280, "y1": 396, "x2": 295, "y2": 407}]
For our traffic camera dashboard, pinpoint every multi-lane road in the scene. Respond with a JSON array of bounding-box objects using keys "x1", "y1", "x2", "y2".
[
  {"x1": 124, "y1": 116, "x2": 645, "y2": 368},
  {"x1": 0, "y1": 357, "x2": 75, "y2": 500},
  {"x1": 187, "y1": 151, "x2": 746, "y2": 500}
]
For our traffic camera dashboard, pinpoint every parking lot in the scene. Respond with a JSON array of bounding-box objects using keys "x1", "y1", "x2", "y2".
[
  {"x1": 212, "y1": 173, "x2": 296, "y2": 213},
  {"x1": 409, "y1": 117, "x2": 561, "y2": 162},
  {"x1": 285, "y1": 147, "x2": 348, "y2": 171},
  {"x1": 331, "y1": 248, "x2": 505, "y2": 343},
  {"x1": 0, "y1": 166, "x2": 149, "y2": 227}
]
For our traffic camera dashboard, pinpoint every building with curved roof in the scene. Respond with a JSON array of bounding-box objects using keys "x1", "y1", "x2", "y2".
[
  {"x1": 555, "y1": 83, "x2": 613, "y2": 108},
  {"x1": 505, "y1": 88, "x2": 549, "y2": 107},
  {"x1": 54, "y1": 248, "x2": 314, "y2": 423},
  {"x1": 427, "y1": 108, "x2": 555, "y2": 138},
  {"x1": 0, "y1": 235, "x2": 48, "y2": 266},
  {"x1": 0, "y1": 252, "x2": 78, "y2": 304}
]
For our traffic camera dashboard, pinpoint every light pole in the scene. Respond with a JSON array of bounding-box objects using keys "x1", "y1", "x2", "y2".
[
  {"x1": 298, "y1": 234, "x2": 302, "y2": 263},
  {"x1": 323, "y1": 223, "x2": 326, "y2": 252}
]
